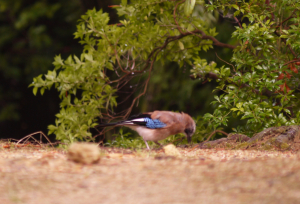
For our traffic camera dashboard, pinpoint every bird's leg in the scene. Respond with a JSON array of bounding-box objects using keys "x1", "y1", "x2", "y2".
[{"x1": 144, "y1": 140, "x2": 150, "y2": 150}]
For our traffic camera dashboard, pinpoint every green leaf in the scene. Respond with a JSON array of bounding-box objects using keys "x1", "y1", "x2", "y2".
[
  {"x1": 53, "y1": 55, "x2": 64, "y2": 67},
  {"x1": 84, "y1": 53, "x2": 93, "y2": 62},
  {"x1": 231, "y1": 4, "x2": 239, "y2": 10},
  {"x1": 122, "y1": 0, "x2": 127, "y2": 6},
  {"x1": 33, "y1": 87, "x2": 38, "y2": 96},
  {"x1": 236, "y1": 102, "x2": 243, "y2": 109},
  {"x1": 184, "y1": 0, "x2": 196, "y2": 17},
  {"x1": 178, "y1": 40, "x2": 184, "y2": 50},
  {"x1": 40, "y1": 88, "x2": 45, "y2": 95}
]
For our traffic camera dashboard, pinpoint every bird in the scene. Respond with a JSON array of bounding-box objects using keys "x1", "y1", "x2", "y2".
[{"x1": 97, "y1": 111, "x2": 196, "y2": 150}]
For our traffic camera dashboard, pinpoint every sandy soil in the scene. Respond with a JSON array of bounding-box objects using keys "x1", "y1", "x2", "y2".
[{"x1": 1, "y1": 145, "x2": 300, "y2": 204}]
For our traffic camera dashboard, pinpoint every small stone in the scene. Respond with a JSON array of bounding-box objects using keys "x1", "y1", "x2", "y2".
[
  {"x1": 67, "y1": 142, "x2": 101, "y2": 164},
  {"x1": 163, "y1": 144, "x2": 181, "y2": 157}
]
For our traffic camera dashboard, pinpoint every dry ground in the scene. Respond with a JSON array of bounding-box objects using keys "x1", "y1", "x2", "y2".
[{"x1": 1, "y1": 143, "x2": 300, "y2": 204}]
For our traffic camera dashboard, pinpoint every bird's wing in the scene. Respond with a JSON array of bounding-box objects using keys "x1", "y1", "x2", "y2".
[
  {"x1": 150, "y1": 111, "x2": 186, "y2": 134},
  {"x1": 149, "y1": 111, "x2": 179, "y2": 126},
  {"x1": 98, "y1": 111, "x2": 181, "y2": 130},
  {"x1": 126, "y1": 113, "x2": 167, "y2": 129}
]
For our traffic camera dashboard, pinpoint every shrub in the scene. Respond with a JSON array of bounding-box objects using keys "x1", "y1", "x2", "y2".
[{"x1": 31, "y1": 0, "x2": 300, "y2": 143}]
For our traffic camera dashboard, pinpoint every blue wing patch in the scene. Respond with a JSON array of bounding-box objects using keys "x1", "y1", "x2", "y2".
[{"x1": 144, "y1": 118, "x2": 166, "y2": 129}]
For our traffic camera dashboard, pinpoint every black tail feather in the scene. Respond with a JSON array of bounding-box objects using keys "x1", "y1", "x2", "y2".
[
  {"x1": 96, "y1": 113, "x2": 151, "y2": 128},
  {"x1": 96, "y1": 120, "x2": 134, "y2": 128},
  {"x1": 96, "y1": 122, "x2": 120, "y2": 128}
]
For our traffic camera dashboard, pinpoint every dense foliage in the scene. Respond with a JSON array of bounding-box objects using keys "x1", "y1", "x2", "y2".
[
  {"x1": 31, "y1": 0, "x2": 300, "y2": 144},
  {"x1": 204, "y1": 0, "x2": 300, "y2": 134}
]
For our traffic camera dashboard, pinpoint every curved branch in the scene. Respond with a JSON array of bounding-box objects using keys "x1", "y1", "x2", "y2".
[
  {"x1": 173, "y1": 0, "x2": 185, "y2": 34},
  {"x1": 196, "y1": 30, "x2": 237, "y2": 49},
  {"x1": 205, "y1": 130, "x2": 228, "y2": 142},
  {"x1": 144, "y1": 29, "x2": 237, "y2": 70},
  {"x1": 122, "y1": 29, "x2": 236, "y2": 117},
  {"x1": 283, "y1": 59, "x2": 300, "y2": 67},
  {"x1": 105, "y1": 26, "x2": 237, "y2": 119},
  {"x1": 190, "y1": 72, "x2": 274, "y2": 98},
  {"x1": 275, "y1": 9, "x2": 297, "y2": 29},
  {"x1": 125, "y1": 58, "x2": 156, "y2": 118},
  {"x1": 234, "y1": 16, "x2": 242, "y2": 29},
  {"x1": 215, "y1": 52, "x2": 236, "y2": 72},
  {"x1": 101, "y1": 31, "x2": 131, "y2": 74}
]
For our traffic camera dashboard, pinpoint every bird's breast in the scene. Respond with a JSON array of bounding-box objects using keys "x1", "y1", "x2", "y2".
[{"x1": 128, "y1": 126, "x2": 171, "y2": 141}]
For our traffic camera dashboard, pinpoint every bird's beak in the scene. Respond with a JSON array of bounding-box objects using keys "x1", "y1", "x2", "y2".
[{"x1": 187, "y1": 135, "x2": 192, "y2": 143}]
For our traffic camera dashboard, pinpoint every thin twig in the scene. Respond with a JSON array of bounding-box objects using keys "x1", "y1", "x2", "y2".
[
  {"x1": 274, "y1": 9, "x2": 297, "y2": 57},
  {"x1": 275, "y1": 9, "x2": 296, "y2": 29},
  {"x1": 234, "y1": 16, "x2": 242, "y2": 29},
  {"x1": 215, "y1": 52, "x2": 236, "y2": 72},
  {"x1": 16, "y1": 131, "x2": 54, "y2": 148},
  {"x1": 173, "y1": 0, "x2": 185, "y2": 34},
  {"x1": 288, "y1": 45, "x2": 298, "y2": 58},
  {"x1": 125, "y1": 58, "x2": 156, "y2": 117},
  {"x1": 205, "y1": 130, "x2": 228, "y2": 142},
  {"x1": 283, "y1": 59, "x2": 300, "y2": 66}
]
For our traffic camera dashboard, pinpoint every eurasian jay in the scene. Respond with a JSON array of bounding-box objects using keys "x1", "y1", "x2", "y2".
[{"x1": 98, "y1": 111, "x2": 196, "y2": 150}]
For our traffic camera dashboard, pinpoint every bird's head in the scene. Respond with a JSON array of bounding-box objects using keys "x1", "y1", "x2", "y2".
[{"x1": 183, "y1": 114, "x2": 196, "y2": 143}]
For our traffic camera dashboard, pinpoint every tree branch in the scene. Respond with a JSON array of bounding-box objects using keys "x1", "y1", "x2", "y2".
[
  {"x1": 121, "y1": 29, "x2": 237, "y2": 117},
  {"x1": 283, "y1": 59, "x2": 300, "y2": 66},
  {"x1": 274, "y1": 9, "x2": 298, "y2": 57},
  {"x1": 190, "y1": 72, "x2": 274, "y2": 98},
  {"x1": 234, "y1": 16, "x2": 242, "y2": 29},
  {"x1": 195, "y1": 30, "x2": 237, "y2": 49},
  {"x1": 173, "y1": 0, "x2": 185, "y2": 35},
  {"x1": 275, "y1": 9, "x2": 297, "y2": 29}
]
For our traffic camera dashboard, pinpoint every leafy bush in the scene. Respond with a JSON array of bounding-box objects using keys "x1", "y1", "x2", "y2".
[
  {"x1": 31, "y1": 0, "x2": 300, "y2": 144},
  {"x1": 203, "y1": 0, "x2": 300, "y2": 135}
]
